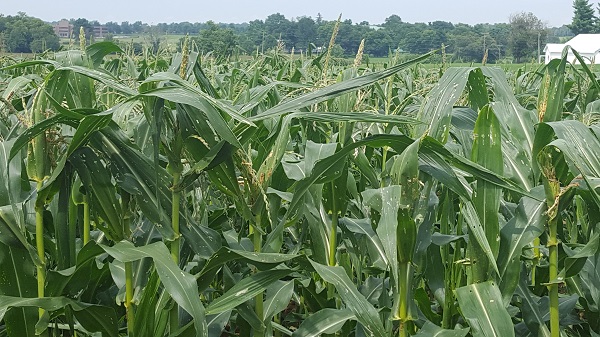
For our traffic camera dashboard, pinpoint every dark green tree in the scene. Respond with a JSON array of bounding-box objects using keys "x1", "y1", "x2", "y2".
[
  {"x1": 264, "y1": 13, "x2": 292, "y2": 50},
  {"x1": 364, "y1": 29, "x2": 394, "y2": 56},
  {"x1": 0, "y1": 13, "x2": 59, "y2": 53},
  {"x1": 238, "y1": 19, "x2": 265, "y2": 53},
  {"x1": 569, "y1": 0, "x2": 597, "y2": 34},
  {"x1": 295, "y1": 17, "x2": 317, "y2": 50},
  {"x1": 509, "y1": 12, "x2": 547, "y2": 62},
  {"x1": 194, "y1": 21, "x2": 238, "y2": 56},
  {"x1": 105, "y1": 21, "x2": 121, "y2": 34},
  {"x1": 72, "y1": 18, "x2": 93, "y2": 42}
]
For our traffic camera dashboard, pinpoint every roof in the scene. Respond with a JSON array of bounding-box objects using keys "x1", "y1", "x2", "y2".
[
  {"x1": 544, "y1": 43, "x2": 565, "y2": 53},
  {"x1": 545, "y1": 34, "x2": 600, "y2": 55}
]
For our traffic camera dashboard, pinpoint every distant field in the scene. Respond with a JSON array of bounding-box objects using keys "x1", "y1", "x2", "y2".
[
  {"x1": 365, "y1": 57, "x2": 538, "y2": 71},
  {"x1": 3, "y1": 44, "x2": 543, "y2": 73},
  {"x1": 59, "y1": 34, "x2": 187, "y2": 47}
]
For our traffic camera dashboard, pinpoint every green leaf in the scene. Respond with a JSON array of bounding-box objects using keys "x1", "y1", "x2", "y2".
[
  {"x1": 133, "y1": 269, "x2": 161, "y2": 337},
  {"x1": 143, "y1": 71, "x2": 254, "y2": 126},
  {"x1": 516, "y1": 271, "x2": 551, "y2": 337},
  {"x1": 562, "y1": 233, "x2": 600, "y2": 279},
  {"x1": 416, "y1": 67, "x2": 473, "y2": 142},
  {"x1": 56, "y1": 65, "x2": 136, "y2": 96},
  {"x1": 413, "y1": 321, "x2": 470, "y2": 337},
  {"x1": 0, "y1": 244, "x2": 37, "y2": 337},
  {"x1": 66, "y1": 113, "x2": 113, "y2": 157},
  {"x1": 0, "y1": 206, "x2": 38, "y2": 263},
  {"x1": 283, "y1": 140, "x2": 338, "y2": 181},
  {"x1": 339, "y1": 217, "x2": 388, "y2": 267},
  {"x1": 362, "y1": 186, "x2": 401, "y2": 286},
  {"x1": 101, "y1": 241, "x2": 207, "y2": 337},
  {"x1": 390, "y1": 138, "x2": 420, "y2": 206},
  {"x1": 0, "y1": 296, "x2": 118, "y2": 337},
  {"x1": 470, "y1": 105, "x2": 503, "y2": 281},
  {"x1": 544, "y1": 121, "x2": 600, "y2": 177},
  {"x1": 92, "y1": 124, "x2": 176, "y2": 240},
  {"x1": 481, "y1": 67, "x2": 537, "y2": 166},
  {"x1": 85, "y1": 41, "x2": 124, "y2": 68},
  {"x1": 9, "y1": 114, "x2": 77, "y2": 161},
  {"x1": 139, "y1": 86, "x2": 242, "y2": 148},
  {"x1": 69, "y1": 147, "x2": 124, "y2": 241},
  {"x1": 460, "y1": 200, "x2": 500, "y2": 277},
  {"x1": 309, "y1": 260, "x2": 386, "y2": 337},
  {"x1": 455, "y1": 281, "x2": 515, "y2": 337},
  {"x1": 539, "y1": 52, "x2": 567, "y2": 123},
  {"x1": 292, "y1": 308, "x2": 355, "y2": 337},
  {"x1": 497, "y1": 188, "x2": 546, "y2": 304},
  {"x1": 45, "y1": 242, "x2": 107, "y2": 298},
  {"x1": 199, "y1": 248, "x2": 297, "y2": 278},
  {"x1": 263, "y1": 280, "x2": 294, "y2": 321},
  {"x1": 205, "y1": 269, "x2": 292, "y2": 315},
  {"x1": 467, "y1": 68, "x2": 490, "y2": 111},
  {"x1": 252, "y1": 51, "x2": 435, "y2": 121}
]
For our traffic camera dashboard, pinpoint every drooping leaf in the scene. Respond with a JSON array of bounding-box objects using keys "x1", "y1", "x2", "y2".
[
  {"x1": 309, "y1": 260, "x2": 386, "y2": 337},
  {"x1": 263, "y1": 280, "x2": 294, "y2": 321},
  {"x1": 413, "y1": 321, "x2": 470, "y2": 337},
  {"x1": 455, "y1": 281, "x2": 514, "y2": 337},
  {"x1": 252, "y1": 51, "x2": 435, "y2": 121},
  {"x1": 101, "y1": 241, "x2": 207, "y2": 337},
  {"x1": 0, "y1": 244, "x2": 37, "y2": 337},
  {"x1": 292, "y1": 308, "x2": 355, "y2": 337},
  {"x1": 0, "y1": 296, "x2": 118, "y2": 337},
  {"x1": 69, "y1": 147, "x2": 124, "y2": 241},
  {"x1": 205, "y1": 269, "x2": 293, "y2": 315},
  {"x1": 497, "y1": 187, "x2": 546, "y2": 304}
]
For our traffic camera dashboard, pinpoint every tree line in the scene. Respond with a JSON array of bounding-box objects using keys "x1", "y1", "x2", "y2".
[
  {"x1": 0, "y1": 12, "x2": 59, "y2": 53},
  {"x1": 77, "y1": 13, "x2": 570, "y2": 63},
  {"x1": 0, "y1": 12, "x2": 574, "y2": 62}
]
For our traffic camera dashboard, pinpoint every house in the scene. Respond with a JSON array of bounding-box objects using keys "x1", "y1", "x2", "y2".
[
  {"x1": 544, "y1": 34, "x2": 600, "y2": 64},
  {"x1": 93, "y1": 26, "x2": 109, "y2": 38},
  {"x1": 53, "y1": 20, "x2": 109, "y2": 39},
  {"x1": 53, "y1": 19, "x2": 73, "y2": 38}
]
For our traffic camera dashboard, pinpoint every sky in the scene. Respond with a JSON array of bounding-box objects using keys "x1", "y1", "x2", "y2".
[{"x1": 1, "y1": 0, "x2": 573, "y2": 27}]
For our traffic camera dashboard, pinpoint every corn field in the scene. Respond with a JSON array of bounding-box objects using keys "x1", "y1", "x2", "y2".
[{"x1": 0, "y1": 40, "x2": 600, "y2": 337}]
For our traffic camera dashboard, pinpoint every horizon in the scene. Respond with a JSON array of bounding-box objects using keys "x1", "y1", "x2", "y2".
[{"x1": 2, "y1": 0, "x2": 573, "y2": 27}]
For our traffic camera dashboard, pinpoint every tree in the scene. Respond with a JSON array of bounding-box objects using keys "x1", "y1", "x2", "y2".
[
  {"x1": 264, "y1": 13, "x2": 292, "y2": 50},
  {"x1": 72, "y1": 18, "x2": 93, "y2": 42},
  {"x1": 295, "y1": 17, "x2": 317, "y2": 49},
  {"x1": 383, "y1": 14, "x2": 403, "y2": 29},
  {"x1": 0, "y1": 14, "x2": 59, "y2": 53},
  {"x1": 365, "y1": 29, "x2": 394, "y2": 57},
  {"x1": 195, "y1": 21, "x2": 238, "y2": 56},
  {"x1": 448, "y1": 25, "x2": 484, "y2": 62},
  {"x1": 569, "y1": 0, "x2": 598, "y2": 34},
  {"x1": 509, "y1": 12, "x2": 547, "y2": 62},
  {"x1": 132, "y1": 21, "x2": 145, "y2": 34},
  {"x1": 105, "y1": 21, "x2": 121, "y2": 34},
  {"x1": 121, "y1": 21, "x2": 132, "y2": 34},
  {"x1": 238, "y1": 19, "x2": 265, "y2": 53}
]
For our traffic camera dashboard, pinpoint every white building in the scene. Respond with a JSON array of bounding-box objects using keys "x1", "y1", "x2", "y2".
[{"x1": 544, "y1": 34, "x2": 600, "y2": 64}]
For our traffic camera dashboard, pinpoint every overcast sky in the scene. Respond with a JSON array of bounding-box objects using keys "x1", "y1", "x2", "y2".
[{"x1": 1, "y1": 0, "x2": 573, "y2": 27}]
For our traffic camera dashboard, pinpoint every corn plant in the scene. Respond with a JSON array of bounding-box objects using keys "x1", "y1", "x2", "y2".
[{"x1": 1, "y1": 42, "x2": 600, "y2": 337}]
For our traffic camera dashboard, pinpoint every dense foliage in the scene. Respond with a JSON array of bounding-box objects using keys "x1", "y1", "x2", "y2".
[
  {"x1": 0, "y1": 13, "x2": 60, "y2": 53},
  {"x1": 68, "y1": 12, "x2": 570, "y2": 61},
  {"x1": 568, "y1": 0, "x2": 599, "y2": 34},
  {"x1": 1, "y1": 39, "x2": 600, "y2": 337}
]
